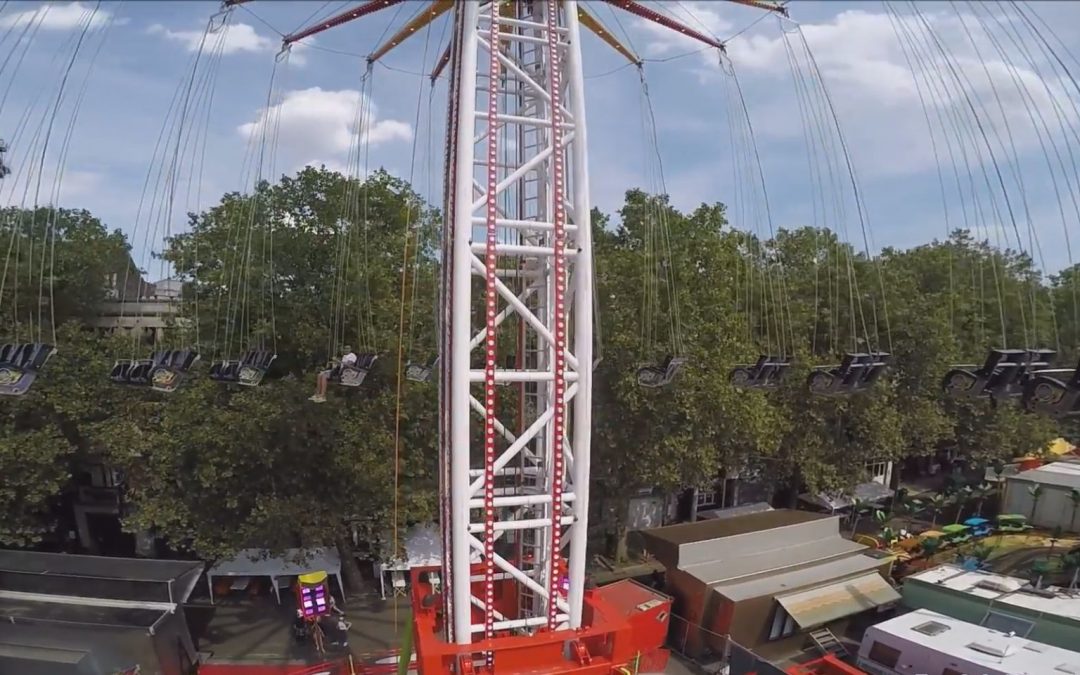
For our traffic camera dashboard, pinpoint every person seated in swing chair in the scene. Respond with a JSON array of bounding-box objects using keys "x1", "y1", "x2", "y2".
[{"x1": 310, "y1": 345, "x2": 357, "y2": 403}]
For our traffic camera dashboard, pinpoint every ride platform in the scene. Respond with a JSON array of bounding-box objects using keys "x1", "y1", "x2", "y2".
[{"x1": 410, "y1": 567, "x2": 671, "y2": 674}]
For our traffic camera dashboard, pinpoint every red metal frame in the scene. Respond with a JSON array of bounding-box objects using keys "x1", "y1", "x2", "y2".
[{"x1": 408, "y1": 566, "x2": 666, "y2": 674}]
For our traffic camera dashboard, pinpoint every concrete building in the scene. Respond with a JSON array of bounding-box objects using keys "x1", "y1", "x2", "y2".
[
  {"x1": 90, "y1": 260, "x2": 183, "y2": 344},
  {"x1": 901, "y1": 564, "x2": 1080, "y2": 651},
  {"x1": 856, "y1": 608, "x2": 1079, "y2": 675},
  {"x1": 1002, "y1": 459, "x2": 1080, "y2": 530},
  {"x1": 640, "y1": 509, "x2": 899, "y2": 660}
]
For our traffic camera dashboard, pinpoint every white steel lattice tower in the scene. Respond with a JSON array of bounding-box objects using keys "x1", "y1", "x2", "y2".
[{"x1": 438, "y1": 0, "x2": 594, "y2": 646}]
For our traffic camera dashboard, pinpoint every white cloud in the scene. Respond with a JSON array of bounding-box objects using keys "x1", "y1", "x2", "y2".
[
  {"x1": 707, "y1": 8, "x2": 1079, "y2": 179},
  {"x1": 634, "y1": 1, "x2": 733, "y2": 56},
  {"x1": 0, "y1": 2, "x2": 111, "y2": 31},
  {"x1": 147, "y1": 21, "x2": 292, "y2": 60},
  {"x1": 239, "y1": 87, "x2": 413, "y2": 174}
]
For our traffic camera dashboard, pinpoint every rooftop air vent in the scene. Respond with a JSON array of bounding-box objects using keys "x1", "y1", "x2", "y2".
[
  {"x1": 912, "y1": 621, "x2": 950, "y2": 636},
  {"x1": 967, "y1": 642, "x2": 1014, "y2": 658},
  {"x1": 975, "y1": 579, "x2": 1014, "y2": 593}
]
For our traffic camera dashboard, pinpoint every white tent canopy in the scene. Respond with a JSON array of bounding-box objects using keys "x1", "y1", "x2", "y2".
[
  {"x1": 375, "y1": 524, "x2": 479, "y2": 599},
  {"x1": 207, "y1": 547, "x2": 344, "y2": 605}
]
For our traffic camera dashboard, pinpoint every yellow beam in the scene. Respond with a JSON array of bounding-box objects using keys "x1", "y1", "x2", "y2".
[
  {"x1": 368, "y1": 0, "x2": 453, "y2": 64},
  {"x1": 578, "y1": 4, "x2": 639, "y2": 65}
]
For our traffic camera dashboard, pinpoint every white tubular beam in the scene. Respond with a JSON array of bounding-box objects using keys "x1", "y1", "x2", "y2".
[
  {"x1": 467, "y1": 382, "x2": 579, "y2": 497},
  {"x1": 467, "y1": 534, "x2": 570, "y2": 614},
  {"x1": 468, "y1": 493, "x2": 577, "y2": 509},
  {"x1": 468, "y1": 369, "x2": 578, "y2": 383},
  {"x1": 470, "y1": 216, "x2": 578, "y2": 232},
  {"x1": 470, "y1": 615, "x2": 568, "y2": 633},
  {"x1": 468, "y1": 255, "x2": 580, "y2": 370},
  {"x1": 564, "y1": 0, "x2": 594, "y2": 631},
  {"x1": 449, "y1": 0, "x2": 480, "y2": 646},
  {"x1": 469, "y1": 242, "x2": 579, "y2": 257},
  {"x1": 467, "y1": 515, "x2": 574, "y2": 533}
]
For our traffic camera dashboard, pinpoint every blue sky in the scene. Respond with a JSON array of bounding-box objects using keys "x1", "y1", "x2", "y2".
[{"x1": 3, "y1": 0, "x2": 1080, "y2": 281}]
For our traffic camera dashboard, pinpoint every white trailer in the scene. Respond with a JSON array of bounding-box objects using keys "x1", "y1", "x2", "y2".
[{"x1": 856, "y1": 608, "x2": 1080, "y2": 675}]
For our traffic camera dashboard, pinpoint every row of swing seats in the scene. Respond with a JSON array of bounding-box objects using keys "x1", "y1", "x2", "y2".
[
  {"x1": 806, "y1": 352, "x2": 891, "y2": 397},
  {"x1": 636, "y1": 355, "x2": 687, "y2": 388},
  {"x1": 729, "y1": 355, "x2": 791, "y2": 390},
  {"x1": 405, "y1": 356, "x2": 438, "y2": 383},
  {"x1": 209, "y1": 349, "x2": 277, "y2": 387},
  {"x1": 110, "y1": 350, "x2": 200, "y2": 393},
  {"x1": 0, "y1": 342, "x2": 56, "y2": 396},
  {"x1": 942, "y1": 348, "x2": 1055, "y2": 403},
  {"x1": 329, "y1": 352, "x2": 379, "y2": 387},
  {"x1": 1023, "y1": 358, "x2": 1080, "y2": 419}
]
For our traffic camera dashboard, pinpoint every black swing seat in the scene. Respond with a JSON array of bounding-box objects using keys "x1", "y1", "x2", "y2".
[
  {"x1": 209, "y1": 350, "x2": 276, "y2": 387},
  {"x1": 942, "y1": 348, "x2": 1055, "y2": 402},
  {"x1": 806, "y1": 352, "x2": 891, "y2": 397},
  {"x1": 405, "y1": 356, "x2": 438, "y2": 383},
  {"x1": 0, "y1": 342, "x2": 56, "y2": 396},
  {"x1": 1022, "y1": 358, "x2": 1080, "y2": 419},
  {"x1": 729, "y1": 355, "x2": 791, "y2": 390},
  {"x1": 636, "y1": 355, "x2": 687, "y2": 389},
  {"x1": 111, "y1": 349, "x2": 200, "y2": 393},
  {"x1": 329, "y1": 352, "x2": 378, "y2": 387}
]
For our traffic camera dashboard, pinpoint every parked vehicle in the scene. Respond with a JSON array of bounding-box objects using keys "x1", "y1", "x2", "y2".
[
  {"x1": 995, "y1": 514, "x2": 1032, "y2": 533},
  {"x1": 942, "y1": 523, "x2": 973, "y2": 545},
  {"x1": 963, "y1": 517, "x2": 992, "y2": 537}
]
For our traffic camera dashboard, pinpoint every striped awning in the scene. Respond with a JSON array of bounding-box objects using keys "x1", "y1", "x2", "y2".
[{"x1": 777, "y1": 573, "x2": 900, "y2": 629}]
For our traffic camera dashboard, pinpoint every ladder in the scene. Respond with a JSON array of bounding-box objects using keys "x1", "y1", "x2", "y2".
[{"x1": 808, "y1": 627, "x2": 849, "y2": 658}]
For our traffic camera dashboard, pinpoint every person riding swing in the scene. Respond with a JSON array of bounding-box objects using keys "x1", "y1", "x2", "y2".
[{"x1": 310, "y1": 345, "x2": 357, "y2": 403}]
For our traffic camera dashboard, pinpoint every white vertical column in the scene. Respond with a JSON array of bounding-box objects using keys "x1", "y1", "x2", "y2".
[
  {"x1": 563, "y1": 0, "x2": 593, "y2": 630},
  {"x1": 450, "y1": 0, "x2": 480, "y2": 646}
]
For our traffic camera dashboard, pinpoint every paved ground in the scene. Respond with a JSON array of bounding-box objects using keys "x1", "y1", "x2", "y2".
[{"x1": 190, "y1": 590, "x2": 410, "y2": 664}]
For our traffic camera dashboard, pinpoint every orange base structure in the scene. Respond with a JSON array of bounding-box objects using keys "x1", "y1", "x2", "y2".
[
  {"x1": 410, "y1": 567, "x2": 670, "y2": 674},
  {"x1": 785, "y1": 655, "x2": 866, "y2": 675}
]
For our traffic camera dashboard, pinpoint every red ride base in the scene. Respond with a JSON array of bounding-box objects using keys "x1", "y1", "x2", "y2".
[{"x1": 410, "y1": 567, "x2": 670, "y2": 674}]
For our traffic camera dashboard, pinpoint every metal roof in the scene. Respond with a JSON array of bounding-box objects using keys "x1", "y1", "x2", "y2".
[
  {"x1": 685, "y1": 537, "x2": 866, "y2": 587},
  {"x1": 714, "y1": 551, "x2": 885, "y2": 602},
  {"x1": 907, "y1": 564, "x2": 1080, "y2": 622},
  {"x1": 1007, "y1": 460, "x2": 1080, "y2": 490},
  {"x1": 865, "y1": 608, "x2": 1080, "y2": 674},
  {"x1": 0, "y1": 550, "x2": 203, "y2": 605},
  {"x1": 777, "y1": 572, "x2": 900, "y2": 628}
]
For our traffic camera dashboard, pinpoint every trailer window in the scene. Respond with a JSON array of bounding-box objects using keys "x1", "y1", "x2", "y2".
[{"x1": 868, "y1": 640, "x2": 901, "y2": 668}]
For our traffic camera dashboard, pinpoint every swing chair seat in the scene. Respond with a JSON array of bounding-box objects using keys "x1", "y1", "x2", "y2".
[
  {"x1": 1023, "y1": 358, "x2": 1080, "y2": 419},
  {"x1": 330, "y1": 353, "x2": 378, "y2": 388},
  {"x1": 209, "y1": 350, "x2": 276, "y2": 387},
  {"x1": 636, "y1": 355, "x2": 686, "y2": 389},
  {"x1": 111, "y1": 350, "x2": 199, "y2": 392},
  {"x1": 0, "y1": 342, "x2": 56, "y2": 396},
  {"x1": 806, "y1": 352, "x2": 890, "y2": 397},
  {"x1": 405, "y1": 357, "x2": 438, "y2": 383},
  {"x1": 729, "y1": 355, "x2": 791, "y2": 390},
  {"x1": 942, "y1": 348, "x2": 1054, "y2": 402}
]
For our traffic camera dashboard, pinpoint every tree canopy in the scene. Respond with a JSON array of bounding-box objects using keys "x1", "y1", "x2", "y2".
[{"x1": 0, "y1": 165, "x2": 1074, "y2": 567}]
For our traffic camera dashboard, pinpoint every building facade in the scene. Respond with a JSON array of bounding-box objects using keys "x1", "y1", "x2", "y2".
[
  {"x1": 901, "y1": 564, "x2": 1080, "y2": 651},
  {"x1": 641, "y1": 510, "x2": 899, "y2": 660},
  {"x1": 856, "y1": 608, "x2": 1079, "y2": 675}
]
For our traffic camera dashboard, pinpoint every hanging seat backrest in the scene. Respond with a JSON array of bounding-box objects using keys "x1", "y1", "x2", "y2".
[
  {"x1": 209, "y1": 360, "x2": 238, "y2": 380},
  {"x1": 24, "y1": 344, "x2": 56, "y2": 370},
  {"x1": 0, "y1": 343, "x2": 16, "y2": 364},
  {"x1": 854, "y1": 352, "x2": 891, "y2": 390}
]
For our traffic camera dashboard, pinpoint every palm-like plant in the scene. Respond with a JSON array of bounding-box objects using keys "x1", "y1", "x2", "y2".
[
  {"x1": 926, "y1": 493, "x2": 948, "y2": 528},
  {"x1": 1062, "y1": 552, "x2": 1080, "y2": 592},
  {"x1": 1031, "y1": 559, "x2": 1051, "y2": 590},
  {"x1": 971, "y1": 482, "x2": 994, "y2": 518},
  {"x1": 952, "y1": 486, "x2": 973, "y2": 523},
  {"x1": 1069, "y1": 489, "x2": 1080, "y2": 533},
  {"x1": 1028, "y1": 484, "x2": 1044, "y2": 523}
]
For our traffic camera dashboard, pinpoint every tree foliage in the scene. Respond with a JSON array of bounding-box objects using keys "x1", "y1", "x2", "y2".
[{"x1": 0, "y1": 167, "x2": 1072, "y2": 568}]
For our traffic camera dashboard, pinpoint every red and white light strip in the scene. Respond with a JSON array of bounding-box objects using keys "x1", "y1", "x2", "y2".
[
  {"x1": 544, "y1": 0, "x2": 568, "y2": 632},
  {"x1": 482, "y1": 0, "x2": 502, "y2": 648}
]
